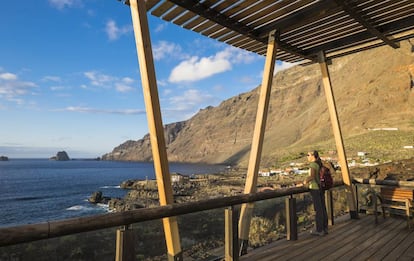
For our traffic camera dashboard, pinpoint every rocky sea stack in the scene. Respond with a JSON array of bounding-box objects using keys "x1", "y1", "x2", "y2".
[
  {"x1": 0, "y1": 156, "x2": 9, "y2": 161},
  {"x1": 50, "y1": 151, "x2": 70, "y2": 161}
]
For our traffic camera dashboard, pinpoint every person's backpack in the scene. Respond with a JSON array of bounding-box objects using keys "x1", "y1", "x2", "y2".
[{"x1": 319, "y1": 164, "x2": 333, "y2": 190}]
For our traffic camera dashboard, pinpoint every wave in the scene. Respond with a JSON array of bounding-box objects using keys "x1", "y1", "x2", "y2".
[
  {"x1": 100, "y1": 185, "x2": 120, "y2": 189},
  {"x1": 66, "y1": 203, "x2": 111, "y2": 213}
]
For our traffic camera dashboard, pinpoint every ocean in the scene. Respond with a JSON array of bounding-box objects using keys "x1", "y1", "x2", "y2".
[{"x1": 0, "y1": 159, "x2": 226, "y2": 228}]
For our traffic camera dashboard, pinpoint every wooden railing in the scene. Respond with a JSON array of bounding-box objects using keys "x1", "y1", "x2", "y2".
[{"x1": 0, "y1": 180, "x2": 345, "y2": 260}]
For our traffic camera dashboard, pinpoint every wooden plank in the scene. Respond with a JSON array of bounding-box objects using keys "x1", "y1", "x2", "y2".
[
  {"x1": 321, "y1": 217, "x2": 401, "y2": 260},
  {"x1": 286, "y1": 216, "x2": 382, "y2": 260},
  {"x1": 183, "y1": 15, "x2": 208, "y2": 30},
  {"x1": 173, "y1": 10, "x2": 197, "y2": 26},
  {"x1": 350, "y1": 218, "x2": 407, "y2": 261},
  {"x1": 245, "y1": 0, "x2": 316, "y2": 30},
  {"x1": 369, "y1": 227, "x2": 411, "y2": 260},
  {"x1": 151, "y1": 1, "x2": 175, "y2": 17},
  {"x1": 145, "y1": 0, "x2": 161, "y2": 11},
  {"x1": 246, "y1": 215, "x2": 372, "y2": 260},
  {"x1": 202, "y1": 24, "x2": 225, "y2": 37},
  {"x1": 209, "y1": 27, "x2": 232, "y2": 39},
  {"x1": 382, "y1": 227, "x2": 414, "y2": 260},
  {"x1": 162, "y1": 5, "x2": 187, "y2": 22},
  {"x1": 193, "y1": 20, "x2": 216, "y2": 33}
]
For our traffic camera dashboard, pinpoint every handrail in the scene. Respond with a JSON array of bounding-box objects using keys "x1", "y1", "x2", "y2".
[
  {"x1": 352, "y1": 178, "x2": 414, "y2": 188},
  {"x1": 0, "y1": 181, "x2": 344, "y2": 247}
]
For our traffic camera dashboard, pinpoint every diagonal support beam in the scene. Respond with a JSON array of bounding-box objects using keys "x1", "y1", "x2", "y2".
[
  {"x1": 333, "y1": 0, "x2": 399, "y2": 49},
  {"x1": 238, "y1": 30, "x2": 278, "y2": 256},
  {"x1": 317, "y1": 51, "x2": 358, "y2": 219},
  {"x1": 129, "y1": 1, "x2": 183, "y2": 260}
]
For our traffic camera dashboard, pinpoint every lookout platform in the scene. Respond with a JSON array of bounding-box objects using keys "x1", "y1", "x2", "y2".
[{"x1": 240, "y1": 214, "x2": 414, "y2": 261}]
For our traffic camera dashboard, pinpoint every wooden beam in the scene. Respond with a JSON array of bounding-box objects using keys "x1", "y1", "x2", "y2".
[
  {"x1": 129, "y1": 1, "x2": 182, "y2": 260},
  {"x1": 333, "y1": 0, "x2": 399, "y2": 49},
  {"x1": 115, "y1": 226, "x2": 135, "y2": 261},
  {"x1": 238, "y1": 30, "x2": 278, "y2": 255},
  {"x1": 317, "y1": 51, "x2": 357, "y2": 218},
  {"x1": 225, "y1": 207, "x2": 239, "y2": 261}
]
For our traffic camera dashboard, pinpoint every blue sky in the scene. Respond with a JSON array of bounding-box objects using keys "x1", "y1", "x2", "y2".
[{"x1": 0, "y1": 0, "x2": 294, "y2": 158}]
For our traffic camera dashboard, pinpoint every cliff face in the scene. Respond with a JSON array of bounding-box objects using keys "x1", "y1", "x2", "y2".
[{"x1": 102, "y1": 41, "x2": 414, "y2": 166}]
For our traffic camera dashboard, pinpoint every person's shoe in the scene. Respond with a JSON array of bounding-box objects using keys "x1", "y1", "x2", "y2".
[
  {"x1": 310, "y1": 230, "x2": 324, "y2": 236},
  {"x1": 323, "y1": 229, "x2": 328, "y2": 235}
]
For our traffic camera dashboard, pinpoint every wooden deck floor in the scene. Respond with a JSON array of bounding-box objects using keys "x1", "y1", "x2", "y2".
[{"x1": 240, "y1": 214, "x2": 414, "y2": 261}]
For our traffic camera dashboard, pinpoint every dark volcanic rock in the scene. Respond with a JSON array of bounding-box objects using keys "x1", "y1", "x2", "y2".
[
  {"x1": 50, "y1": 151, "x2": 70, "y2": 161},
  {"x1": 88, "y1": 191, "x2": 112, "y2": 204}
]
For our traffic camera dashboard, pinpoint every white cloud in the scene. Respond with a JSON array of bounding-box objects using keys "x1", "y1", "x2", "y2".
[
  {"x1": 105, "y1": 20, "x2": 132, "y2": 41},
  {"x1": 0, "y1": 71, "x2": 37, "y2": 103},
  {"x1": 168, "y1": 46, "x2": 256, "y2": 83},
  {"x1": 164, "y1": 89, "x2": 218, "y2": 120},
  {"x1": 50, "y1": 86, "x2": 65, "y2": 91},
  {"x1": 0, "y1": 73, "x2": 17, "y2": 81},
  {"x1": 115, "y1": 83, "x2": 134, "y2": 93},
  {"x1": 154, "y1": 23, "x2": 167, "y2": 33},
  {"x1": 63, "y1": 106, "x2": 145, "y2": 115},
  {"x1": 153, "y1": 41, "x2": 183, "y2": 61},
  {"x1": 43, "y1": 76, "x2": 61, "y2": 82},
  {"x1": 84, "y1": 71, "x2": 114, "y2": 87},
  {"x1": 169, "y1": 55, "x2": 231, "y2": 83},
  {"x1": 48, "y1": 0, "x2": 81, "y2": 10},
  {"x1": 84, "y1": 71, "x2": 135, "y2": 93}
]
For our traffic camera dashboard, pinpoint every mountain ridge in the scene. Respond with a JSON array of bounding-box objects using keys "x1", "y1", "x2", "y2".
[{"x1": 102, "y1": 40, "x2": 414, "y2": 167}]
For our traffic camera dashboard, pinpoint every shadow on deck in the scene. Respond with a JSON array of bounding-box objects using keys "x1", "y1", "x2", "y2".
[{"x1": 240, "y1": 214, "x2": 414, "y2": 261}]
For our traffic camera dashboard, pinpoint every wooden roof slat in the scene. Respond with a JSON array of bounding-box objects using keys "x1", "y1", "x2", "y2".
[
  {"x1": 256, "y1": 0, "x2": 339, "y2": 38},
  {"x1": 183, "y1": 16, "x2": 208, "y2": 30},
  {"x1": 280, "y1": 11, "x2": 347, "y2": 41},
  {"x1": 123, "y1": 0, "x2": 414, "y2": 63},
  {"x1": 209, "y1": 27, "x2": 233, "y2": 39},
  {"x1": 287, "y1": 21, "x2": 363, "y2": 49},
  {"x1": 145, "y1": 0, "x2": 162, "y2": 11},
  {"x1": 192, "y1": 20, "x2": 216, "y2": 32},
  {"x1": 332, "y1": 0, "x2": 399, "y2": 48},
  {"x1": 162, "y1": 5, "x2": 187, "y2": 21},
  {"x1": 282, "y1": 12, "x2": 352, "y2": 42},
  {"x1": 151, "y1": 1, "x2": 175, "y2": 17},
  {"x1": 172, "y1": 10, "x2": 197, "y2": 26},
  {"x1": 244, "y1": 0, "x2": 317, "y2": 30},
  {"x1": 304, "y1": 17, "x2": 413, "y2": 56}
]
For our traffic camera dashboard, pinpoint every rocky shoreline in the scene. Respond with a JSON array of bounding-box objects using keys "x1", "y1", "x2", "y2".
[{"x1": 88, "y1": 158, "x2": 414, "y2": 212}]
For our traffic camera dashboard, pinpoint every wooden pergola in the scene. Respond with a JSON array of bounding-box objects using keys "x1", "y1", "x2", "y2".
[{"x1": 120, "y1": 0, "x2": 414, "y2": 260}]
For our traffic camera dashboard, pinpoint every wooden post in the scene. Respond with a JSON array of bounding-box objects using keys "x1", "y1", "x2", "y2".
[
  {"x1": 317, "y1": 51, "x2": 358, "y2": 219},
  {"x1": 325, "y1": 190, "x2": 334, "y2": 226},
  {"x1": 115, "y1": 226, "x2": 135, "y2": 261},
  {"x1": 225, "y1": 207, "x2": 239, "y2": 261},
  {"x1": 129, "y1": 1, "x2": 182, "y2": 260},
  {"x1": 285, "y1": 197, "x2": 297, "y2": 241},
  {"x1": 238, "y1": 30, "x2": 278, "y2": 255}
]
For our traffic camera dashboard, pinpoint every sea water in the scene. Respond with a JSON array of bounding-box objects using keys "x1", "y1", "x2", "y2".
[{"x1": 0, "y1": 159, "x2": 226, "y2": 227}]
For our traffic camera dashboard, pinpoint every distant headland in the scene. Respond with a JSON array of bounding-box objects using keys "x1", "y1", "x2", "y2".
[{"x1": 0, "y1": 156, "x2": 9, "y2": 161}]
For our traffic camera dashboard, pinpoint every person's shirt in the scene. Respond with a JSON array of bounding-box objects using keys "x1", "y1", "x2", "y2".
[{"x1": 308, "y1": 162, "x2": 320, "y2": 190}]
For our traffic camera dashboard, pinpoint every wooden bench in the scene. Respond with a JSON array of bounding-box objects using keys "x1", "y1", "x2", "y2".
[{"x1": 374, "y1": 187, "x2": 414, "y2": 228}]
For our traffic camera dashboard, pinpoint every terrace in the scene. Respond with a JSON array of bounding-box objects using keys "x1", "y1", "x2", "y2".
[{"x1": 1, "y1": 0, "x2": 413, "y2": 260}]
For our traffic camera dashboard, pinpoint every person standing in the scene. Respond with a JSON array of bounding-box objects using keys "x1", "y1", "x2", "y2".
[{"x1": 303, "y1": 150, "x2": 328, "y2": 236}]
